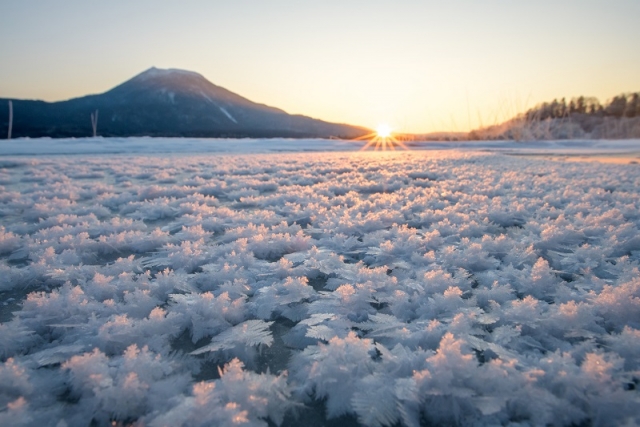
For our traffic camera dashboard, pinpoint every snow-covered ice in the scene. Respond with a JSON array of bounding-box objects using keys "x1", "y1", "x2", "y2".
[
  {"x1": 1, "y1": 139, "x2": 640, "y2": 426},
  {"x1": 1, "y1": 137, "x2": 639, "y2": 156}
]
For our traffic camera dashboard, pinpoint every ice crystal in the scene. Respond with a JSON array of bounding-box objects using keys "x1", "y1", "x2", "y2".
[{"x1": 1, "y1": 148, "x2": 640, "y2": 426}]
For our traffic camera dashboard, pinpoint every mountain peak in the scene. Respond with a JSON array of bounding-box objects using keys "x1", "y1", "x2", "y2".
[
  {"x1": 2, "y1": 68, "x2": 369, "y2": 139},
  {"x1": 134, "y1": 67, "x2": 205, "y2": 81},
  {"x1": 109, "y1": 66, "x2": 214, "y2": 99}
]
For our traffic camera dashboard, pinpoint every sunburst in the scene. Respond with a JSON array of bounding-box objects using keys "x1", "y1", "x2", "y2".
[{"x1": 352, "y1": 123, "x2": 409, "y2": 151}]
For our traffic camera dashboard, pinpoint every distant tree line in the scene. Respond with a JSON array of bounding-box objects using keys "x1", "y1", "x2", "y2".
[
  {"x1": 466, "y1": 91, "x2": 640, "y2": 140},
  {"x1": 525, "y1": 92, "x2": 640, "y2": 121}
]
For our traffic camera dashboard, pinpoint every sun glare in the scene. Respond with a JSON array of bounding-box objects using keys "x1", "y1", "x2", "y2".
[
  {"x1": 352, "y1": 123, "x2": 409, "y2": 151},
  {"x1": 376, "y1": 123, "x2": 392, "y2": 138}
]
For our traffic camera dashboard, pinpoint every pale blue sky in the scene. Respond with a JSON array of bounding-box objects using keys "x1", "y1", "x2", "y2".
[{"x1": 1, "y1": 0, "x2": 638, "y2": 133}]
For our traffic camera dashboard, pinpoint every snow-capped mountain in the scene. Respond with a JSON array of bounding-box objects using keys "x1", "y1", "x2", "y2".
[{"x1": 0, "y1": 67, "x2": 369, "y2": 139}]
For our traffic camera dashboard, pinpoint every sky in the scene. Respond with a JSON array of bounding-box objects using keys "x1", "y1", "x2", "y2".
[{"x1": 0, "y1": 0, "x2": 638, "y2": 134}]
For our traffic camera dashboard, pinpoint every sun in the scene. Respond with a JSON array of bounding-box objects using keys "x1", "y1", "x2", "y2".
[
  {"x1": 351, "y1": 123, "x2": 409, "y2": 151},
  {"x1": 376, "y1": 123, "x2": 392, "y2": 138}
]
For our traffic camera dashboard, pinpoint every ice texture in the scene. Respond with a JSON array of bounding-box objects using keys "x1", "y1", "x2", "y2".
[{"x1": 0, "y1": 147, "x2": 639, "y2": 426}]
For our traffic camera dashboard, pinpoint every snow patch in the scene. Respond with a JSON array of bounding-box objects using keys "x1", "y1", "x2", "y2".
[
  {"x1": 219, "y1": 107, "x2": 238, "y2": 124},
  {"x1": 137, "y1": 67, "x2": 204, "y2": 80},
  {"x1": 200, "y1": 91, "x2": 215, "y2": 105}
]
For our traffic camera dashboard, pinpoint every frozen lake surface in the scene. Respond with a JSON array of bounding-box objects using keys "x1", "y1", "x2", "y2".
[
  {"x1": 1, "y1": 136, "x2": 640, "y2": 156},
  {"x1": 1, "y1": 139, "x2": 640, "y2": 426}
]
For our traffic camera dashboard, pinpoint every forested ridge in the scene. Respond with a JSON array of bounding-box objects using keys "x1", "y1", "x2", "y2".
[{"x1": 468, "y1": 92, "x2": 640, "y2": 140}]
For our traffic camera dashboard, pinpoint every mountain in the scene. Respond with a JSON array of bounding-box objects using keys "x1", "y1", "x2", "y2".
[{"x1": 0, "y1": 67, "x2": 369, "y2": 139}]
